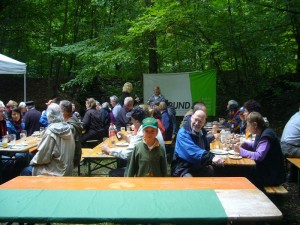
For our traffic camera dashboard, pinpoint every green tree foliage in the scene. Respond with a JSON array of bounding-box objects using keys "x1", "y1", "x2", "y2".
[{"x1": 0, "y1": 0, "x2": 299, "y2": 111}]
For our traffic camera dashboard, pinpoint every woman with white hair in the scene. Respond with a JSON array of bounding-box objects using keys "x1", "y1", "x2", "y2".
[{"x1": 21, "y1": 103, "x2": 75, "y2": 176}]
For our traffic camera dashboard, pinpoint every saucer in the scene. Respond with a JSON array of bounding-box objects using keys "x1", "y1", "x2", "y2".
[
  {"x1": 115, "y1": 142, "x2": 129, "y2": 147},
  {"x1": 210, "y1": 150, "x2": 228, "y2": 155},
  {"x1": 229, "y1": 155, "x2": 242, "y2": 160}
]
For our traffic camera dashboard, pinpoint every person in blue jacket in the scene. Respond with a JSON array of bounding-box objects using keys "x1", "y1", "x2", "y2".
[{"x1": 171, "y1": 110, "x2": 224, "y2": 177}]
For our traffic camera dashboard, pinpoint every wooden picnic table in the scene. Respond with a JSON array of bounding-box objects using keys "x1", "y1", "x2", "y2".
[
  {"x1": 0, "y1": 176, "x2": 282, "y2": 224},
  {"x1": 210, "y1": 139, "x2": 256, "y2": 166},
  {"x1": 81, "y1": 135, "x2": 128, "y2": 176}
]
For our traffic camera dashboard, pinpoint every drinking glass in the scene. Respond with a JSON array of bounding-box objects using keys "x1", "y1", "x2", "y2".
[
  {"x1": 20, "y1": 130, "x2": 27, "y2": 144},
  {"x1": 121, "y1": 127, "x2": 126, "y2": 133},
  {"x1": 39, "y1": 127, "x2": 45, "y2": 137},
  {"x1": 21, "y1": 130, "x2": 27, "y2": 137},
  {"x1": 9, "y1": 134, "x2": 16, "y2": 146},
  {"x1": 126, "y1": 125, "x2": 131, "y2": 132},
  {"x1": 40, "y1": 127, "x2": 45, "y2": 133},
  {"x1": 2, "y1": 137, "x2": 8, "y2": 148}
]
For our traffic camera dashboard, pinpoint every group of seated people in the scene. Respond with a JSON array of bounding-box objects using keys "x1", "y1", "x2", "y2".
[{"x1": 0, "y1": 85, "x2": 295, "y2": 192}]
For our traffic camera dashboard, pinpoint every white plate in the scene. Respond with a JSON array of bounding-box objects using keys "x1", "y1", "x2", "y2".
[
  {"x1": 229, "y1": 155, "x2": 242, "y2": 160},
  {"x1": 210, "y1": 150, "x2": 228, "y2": 155},
  {"x1": 115, "y1": 142, "x2": 129, "y2": 147},
  {"x1": 228, "y1": 150, "x2": 236, "y2": 155}
]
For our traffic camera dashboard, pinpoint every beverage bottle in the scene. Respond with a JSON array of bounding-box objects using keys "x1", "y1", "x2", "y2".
[
  {"x1": 230, "y1": 124, "x2": 234, "y2": 134},
  {"x1": 109, "y1": 123, "x2": 116, "y2": 145},
  {"x1": 212, "y1": 124, "x2": 218, "y2": 134},
  {"x1": 220, "y1": 129, "x2": 226, "y2": 143}
]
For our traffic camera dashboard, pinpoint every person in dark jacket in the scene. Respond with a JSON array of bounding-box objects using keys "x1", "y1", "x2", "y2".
[
  {"x1": 119, "y1": 82, "x2": 140, "y2": 107},
  {"x1": 23, "y1": 101, "x2": 42, "y2": 136},
  {"x1": 81, "y1": 98, "x2": 104, "y2": 143},
  {"x1": 171, "y1": 110, "x2": 224, "y2": 177},
  {"x1": 234, "y1": 111, "x2": 286, "y2": 189},
  {"x1": 115, "y1": 97, "x2": 133, "y2": 131},
  {"x1": 99, "y1": 102, "x2": 111, "y2": 137}
]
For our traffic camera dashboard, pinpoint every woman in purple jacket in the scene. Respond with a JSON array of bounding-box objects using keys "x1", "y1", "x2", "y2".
[{"x1": 234, "y1": 111, "x2": 285, "y2": 189}]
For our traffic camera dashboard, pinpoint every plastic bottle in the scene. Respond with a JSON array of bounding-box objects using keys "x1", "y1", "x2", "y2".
[
  {"x1": 212, "y1": 124, "x2": 218, "y2": 134},
  {"x1": 230, "y1": 124, "x2": 234, "y2": 134},
  {"x1": 220, "y1": 129, "x2": 226, "y2": 143},
  {"x1": 109, "y1": 123, "x2": 116, "y2": 144},
  {"x1": 108, "y1": 123, "x2": 115, "y2": 136}
]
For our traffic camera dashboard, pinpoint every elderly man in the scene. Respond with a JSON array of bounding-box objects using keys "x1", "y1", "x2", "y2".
[
  {"x1": 21, "y1": 103, "x2": 75, "y2": 176},
  {"x1": 110, "y1": 95, "x2": 122, "y2": 122},
  {"x1": 115, "y1": 96, "x2": 134, "y2": 131},
  {"x1": 102, "y1": 106, "x2": 166, "y2": 177},
  {"x1": 171, "y1": 110, "x2": 224, "y2": 177},
  {"x1": 60, "y1": 100, "x2": 83, "y2": 168},
  {"x1": 281, "y1": 109, "x2": 300, "y2": 182}
]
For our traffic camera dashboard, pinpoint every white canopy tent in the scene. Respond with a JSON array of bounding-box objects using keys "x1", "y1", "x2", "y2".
[{"x1": 0, "y1": 54, "x2": 27, "y2": 101}]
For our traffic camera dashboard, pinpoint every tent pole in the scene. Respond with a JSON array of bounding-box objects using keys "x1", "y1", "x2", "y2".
[{"x1": 24, "y1": 73, "x2": 26, "y2": 101}]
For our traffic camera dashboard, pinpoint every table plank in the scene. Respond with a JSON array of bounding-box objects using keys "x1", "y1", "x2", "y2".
[
  {"x1": 0, "y1": 189, "x2": 227, "y2": 224},
  {"x1": 0, "y1": 176, "x2": 282, "y2": 223},
  {"x1": 217, "y1": 189, "x2": 282, "y2": 221},
  {"x1": 0, "y1": 176, "x2": 256, "y2": 190}
]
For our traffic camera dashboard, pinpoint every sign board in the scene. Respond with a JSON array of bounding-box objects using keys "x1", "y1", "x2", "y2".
[{"x1": 143, "y1": 70, "x2": 216, "y2": 116}]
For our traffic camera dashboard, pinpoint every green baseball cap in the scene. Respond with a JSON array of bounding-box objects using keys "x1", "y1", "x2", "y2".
[{"x1": 142, "y1": 117, "x2": 158, "y2": 129}]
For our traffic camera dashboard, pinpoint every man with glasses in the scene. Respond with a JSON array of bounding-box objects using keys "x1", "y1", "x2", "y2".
[{"x1": 171, "y1": 110, "x2": 224, "y2": 177}]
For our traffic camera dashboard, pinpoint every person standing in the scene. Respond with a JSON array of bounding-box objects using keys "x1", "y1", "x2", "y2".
[
  {"x1": 127, "y1": 117, "x2": 167, "y2": 177},
  {"x1": 119, "y1": 82, "x2": 140, "y2": 107},
  {"x1": 147, "y1": 86, "x2": 166, "y2": 107},
  {"x1": 23, "y1": 101, "x2": 42, "y2": 136}
]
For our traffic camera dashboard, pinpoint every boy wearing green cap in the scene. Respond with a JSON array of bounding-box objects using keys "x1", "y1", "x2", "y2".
[{"x1": 127, "y1": 117, "x2": 167, "y2": 177}]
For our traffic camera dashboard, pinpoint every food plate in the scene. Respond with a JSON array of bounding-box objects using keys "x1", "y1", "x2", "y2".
[
  {"x1": 228, "y1": 150, "x2": 236, "y2": 155},
  {"x1": 210, "y1": 150, "x2": 228, "y2": 155},
  {"x1": 229, "y1": 155, "x2": 242, "y2": 160},
  {"x1": 115, "y1": 142, "x2": 129, "y2": 147}
]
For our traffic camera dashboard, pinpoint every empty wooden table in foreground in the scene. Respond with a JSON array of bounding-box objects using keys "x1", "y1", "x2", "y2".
[{"x1": 0, "y1": 176, "x2": 282, "y2": 224}]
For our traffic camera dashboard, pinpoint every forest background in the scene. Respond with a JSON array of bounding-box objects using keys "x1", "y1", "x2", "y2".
[{"x1": 1, "y1": 0, "x2": 300, "y2": 134}]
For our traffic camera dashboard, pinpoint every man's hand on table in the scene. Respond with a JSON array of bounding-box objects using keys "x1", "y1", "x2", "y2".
[
  {"x1": 212, "y1": 156, "x2": 224, "y2": 167},
  {"x1": 101, "y1": 144, "x2": 110, "y2": 155}
]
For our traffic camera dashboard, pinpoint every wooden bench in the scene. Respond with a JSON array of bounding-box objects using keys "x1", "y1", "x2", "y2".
[
  {"x1": 264, "y1": 185, "x2": 288, "y2": 195},
  {"x1": 286, "y1": 157, "x2": 300, "y2": 196}
]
